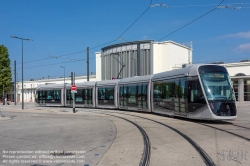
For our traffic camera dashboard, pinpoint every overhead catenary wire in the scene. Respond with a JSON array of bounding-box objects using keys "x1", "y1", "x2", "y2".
[
  {"x1": 13, "y1": 0, "x2": 153, "y2": 66},
  {"x1": 158, "y1": 0, "x2": 225, "y2": 41},
  {"x1": 13, "y1": 0, "x2": 247, "y2": 67},
  {"x1": 13, "y1": 0, "x2": 247, "y2": 80},
  {"x1": 12, "y1": 0, "x2": 238, "y2": 67}
]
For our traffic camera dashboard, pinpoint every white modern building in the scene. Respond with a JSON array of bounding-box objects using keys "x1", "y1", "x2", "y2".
[
  {"x1": 6, "y1": 75, "x2": 96, "y2": 103},
  {"x1": 95, "y1": 40, "x2": 192, "y2": 81},
  {"x1": 221, "y1": 60, "x2": 250, "y2": 102}
]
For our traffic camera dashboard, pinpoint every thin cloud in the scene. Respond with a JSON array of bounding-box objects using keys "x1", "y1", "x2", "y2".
[
  {"x1": 142, "y1": 35, "x2": 148, "y2": 40},
  {"x1": 234, "y1": 43, "x2": 250, "y2": 52},
  {"x1": 222, "y1": 31, "x2": 250, "y2": 38}
]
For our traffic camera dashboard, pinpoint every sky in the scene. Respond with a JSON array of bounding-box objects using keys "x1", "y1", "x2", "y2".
[{"x1": 1, "y1": 0, "x2": 250, "y2": 81}]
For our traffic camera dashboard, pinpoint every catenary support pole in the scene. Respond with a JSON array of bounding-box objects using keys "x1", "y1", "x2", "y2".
[
  {"x1": 87, "y1": 47, "x2": 89, "y2": 81},
  {"x1": 71, "y1": 72, "x2": 75, "y2": 113},
  {"x1": 14, "y1": 60, "x2": 16, "y2": 105}
]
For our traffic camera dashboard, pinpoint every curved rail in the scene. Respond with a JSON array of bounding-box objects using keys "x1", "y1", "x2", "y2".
[
  {"x1": 104, "y1": 113, "x2": 151, "y2": 166},
  {"x1": 134, "y1": 116, "x2": 215, "y2": 166},
  {"x1": 199, "y1": 123, "x2": 250, "y2": 142},
  {"x1": 92, "y1": 110, "x2": 215, "y2": 166}
]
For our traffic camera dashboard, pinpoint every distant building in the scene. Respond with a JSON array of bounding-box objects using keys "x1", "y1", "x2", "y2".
[
  {"x1": 95, "y1": 40, "x2": 192, "y2": 81},
  {"x1": 6, "y1": 75, "x2": 96, "y2": 103},
  {"x1": 220, "y1": 60, "x2": 250, "y2": 102}
]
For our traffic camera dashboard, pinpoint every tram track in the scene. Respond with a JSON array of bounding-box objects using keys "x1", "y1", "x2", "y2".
[
  {"x1": 198, "y1": 123, "x2": 250, "y2": 142},
  {"x1": 204, "y1": 120, "x2": 250, "y2": 130},
  {"x1": 89, "y1": 110, "x2": 215, "y2": 166},
  {"x1": 98, "y1": 113, "x2": 151, "y2": 166},
  {"x1": 231, "y1": 124, "x2": 250, "y2": 130}
]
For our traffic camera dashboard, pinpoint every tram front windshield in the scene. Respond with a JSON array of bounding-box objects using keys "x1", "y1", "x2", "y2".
[{"x1": 199, "y1": 66, "x2": 235, "y2": 101}]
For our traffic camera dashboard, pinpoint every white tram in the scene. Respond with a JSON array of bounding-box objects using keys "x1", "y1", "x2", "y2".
[{"x1": 35, "y1": 64, "x2": 237, "y2": 120}]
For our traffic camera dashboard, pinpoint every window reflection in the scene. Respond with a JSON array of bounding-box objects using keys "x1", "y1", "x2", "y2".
[
  {"x1": 36, "y1": 89, "x2": 61, "y2": 104},
  {"x1": 98, "y1": 86, "x2": 115, "y2": 105},
  {"x1": 119, "y1": 83, "x2": 148, "y2": 109},
  {"x1": 66, "y1": 88, "x2": 93, "y2": 105}
]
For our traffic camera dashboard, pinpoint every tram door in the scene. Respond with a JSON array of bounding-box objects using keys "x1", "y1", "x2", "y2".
[
  {"x1": 187, "y1": 79, "x2": 206, "y2": 113},
  {"x1": 174, "y1": 78, "x2": 187, "y2": 116}
]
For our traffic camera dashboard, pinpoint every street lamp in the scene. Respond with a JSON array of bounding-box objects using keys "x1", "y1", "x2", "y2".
[
  {"x1": 60, "y1": 66, "x2": 65, "y2": 105},
  {"x1": 11, "y1": 36, "x2": 33, "y2": 109}
]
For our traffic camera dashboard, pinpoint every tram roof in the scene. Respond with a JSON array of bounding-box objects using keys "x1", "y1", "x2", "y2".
[
  {"x1": 36, "y1": 83, "x2": 64, "y2": 90},
  {"x1": 96, "y1": 79, "x2": 120, "y2": 86},
  {"x1": 118, "y1": 75, "x2": 152, "y2": 84},
  {"x1": 151, "y1": 64, "x2": 204, "y2": 81},
  {"x1": 75, "y1": 81, "x2": 96, "y2": 87}
]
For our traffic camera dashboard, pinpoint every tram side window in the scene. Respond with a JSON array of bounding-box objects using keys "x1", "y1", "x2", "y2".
[
  {"x1": 119, "y1": 86, "x2": 126, "y2": 106},
  {"x1": 106, "y1": 86, "x2": 114, "y2": 100},
  {"x1": 86, "y1": 89, "x2": 92, "y2": 100},
  {"x1": 174, "y1": 80, "x2": 179, "y2": 98},
  {"x1": 162, "y1": 81, "x2": 170, "y2": 100},
  {"x1": 128, "y1": 85, "x2": 136, "y2": 104},
  {"x1": 170, "y1": 80, "x2": 176, "y2": 99},
  {"x1": 67, "y1": 90, "x2": 73, "y2": 100},
  {"x1": 35, "y1": 92, "x2": 38, "y2": 100},
  {"x1": 123, "y1": 86, "x2": 128, "y2": 106},
  {"x1": 180, "y1": 78, "x2": 187, "y2": 100},
  {"x1": 40, "y1": 91, "x2": 47, "y2": 99},
  {"x1": 119, "y1": 86, "x2": 123, "y2": 99},
  {"x1": 75, "y1": 89, "x2": 83, "y2": 102},
  {"x1": 189, "y1": 81, "x2": 204, "y2": 103},
  {"x1": 98, "y1": 88, "x2": 106, "y2": 99},
  {"x1": 37, "y1": 90, "x2": 61, "y2": 100},
  {"x1": 153, "y1": 81, "x2": 162, "y2": 100},
  {"x1": 98, "y1": 87, "x2": 114, "y2": 100},
  {"x1": 37, "y1": 91, "x2": 43, "y2": 99},
  {"x1": 142, "y1": 83, "x2": 147, "y2": 101},
  {"x1": 88, "y1": 89, "x2": 92, "y2": 100}
]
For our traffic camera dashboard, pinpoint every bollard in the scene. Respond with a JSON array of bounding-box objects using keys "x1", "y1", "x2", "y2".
[{"x1": 0, "y1": 110, "x2": 5, "y2": 118}]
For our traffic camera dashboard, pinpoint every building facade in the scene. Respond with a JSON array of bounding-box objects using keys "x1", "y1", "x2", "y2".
[
  {"x1": 221, "y1": 61, "x2": 250, "y2": 102},
  {"x1": 96, "y1": 40, "x2": 192, "y2": 81},
  {"x1": 6, "y1": 75, "x2": 96, "y2": 103}
]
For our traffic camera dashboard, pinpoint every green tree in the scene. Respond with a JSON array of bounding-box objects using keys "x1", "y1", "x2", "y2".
[{"x1": 0, "y1": 45, "x2": 12, "y2": 98}]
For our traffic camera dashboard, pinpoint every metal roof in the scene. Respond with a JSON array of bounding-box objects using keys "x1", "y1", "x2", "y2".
[{"x1": 101, "y1": 40, "x2": 153, "y2": 51}]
